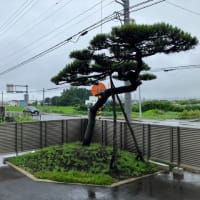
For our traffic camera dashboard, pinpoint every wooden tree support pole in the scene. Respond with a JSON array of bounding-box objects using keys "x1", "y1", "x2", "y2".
[
  {"x1": 110, "y1": 78, "x2": 144, "y2": 161},
  {"x1": 109, "y1": 75, "x2": 118, "y2": 170}
]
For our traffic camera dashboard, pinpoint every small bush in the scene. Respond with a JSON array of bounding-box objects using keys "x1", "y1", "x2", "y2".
[
  {"x1": 178, "y1": 110, "x2": 200, "y2": 119},
  {"x1": 74, "y1": 104, "x2": 88, "y2": 111},
  {"x1": 133, "y1": 100, "x2": 178, "y2": 112}
]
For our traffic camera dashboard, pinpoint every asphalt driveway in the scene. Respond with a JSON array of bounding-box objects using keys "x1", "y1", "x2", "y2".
[{"x1": 1, "y1": 166, "x2": 200, "y2": 200}]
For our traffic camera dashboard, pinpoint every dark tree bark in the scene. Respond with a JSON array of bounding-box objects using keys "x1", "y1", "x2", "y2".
[{"x1": 82, "y1": 78, "x2": 141, "y2": 146}]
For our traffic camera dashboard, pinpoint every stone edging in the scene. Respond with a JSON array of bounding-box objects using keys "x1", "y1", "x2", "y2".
[{"x1": 6, "y1": 161, "x2": 166, "y2": 188}]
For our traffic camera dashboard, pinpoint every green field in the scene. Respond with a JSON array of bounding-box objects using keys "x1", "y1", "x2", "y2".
[
  {"x1": 38, "y1": 106, "x2": 78, "y2": 115},
  {"x1": 6, "y1": 106, "x2": 87, "y2": 115},
  {"x1": 6, "y1": 99, "x2": 200, "y2": 121},
  {"x1": 38, "y1": 106, "x2": 180, "y2": 120},
  {"x1": 3, "y1": 106, "x2": 184, "y2": 120},
  {"x1": 132, "y1": 110, "x2": 179, "y2": 120},
  {"x1": 6, "y1": 106, "x2": 24, "y2": 112}
]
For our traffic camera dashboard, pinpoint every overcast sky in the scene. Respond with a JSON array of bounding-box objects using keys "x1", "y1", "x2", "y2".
[{"x1": 0, "y1": 0, "x2": 199, "y2": 101}]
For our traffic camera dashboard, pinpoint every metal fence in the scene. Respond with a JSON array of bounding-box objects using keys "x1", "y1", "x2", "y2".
[
  {"x1": 92, "y1": 120, "x2": 200, "y2": 170},
  {"x1": 0, "y1": 119, "x2": 87, "y2": 154},
  {"x1": 0, "y1": 118, "x2": 200, "y2": 170}
]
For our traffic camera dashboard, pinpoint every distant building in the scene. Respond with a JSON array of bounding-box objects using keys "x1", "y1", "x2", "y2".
[
  {"x1": 18, "y1": 100, "x2": 27, "y2": 107},
  {"x1": 85, "y1": 96, "x2": 98, "y2": 106},
  {"x1": 7, "y1": 100, "x2": 28, "y2": 107},
  {"x1": 7, "y1": 100, "x2": 19, "y2": 106}
]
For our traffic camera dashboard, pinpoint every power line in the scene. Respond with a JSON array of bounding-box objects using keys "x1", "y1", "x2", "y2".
[
  {"x1": 19, "y1": 0, "x2": 108, "y2": 48},
  {"x1": 0, "y1": 0, "x2": 31, "y2": 32},
  {"x1": 29, "y1": 85, "x2": 67, "y2": 93},
  {"x1": 0, "y1": 0, "x2": 166, "y2": 76},
  {"x1": 129, "y1": 0, "x2": 155, "y2": 10},
  {"x1": 114, "y1": 0, "x2": 166, "y2": 23},
  {"x1": 0, "y1": 0, "x2": 109, "y2": 67},
  {"x1": 0, "y1": 0, "x2": 115, "y2": 71},
  {"x1": 6, "y1": 0, "x2": 73, "y2": 43},
  {"x1": 0, "y1": 0, "x2": 38, "y2": 34},
  {"x1": 0, "y1": 13, "x2": 117, "y2": 76},
  {"x1": 165, "y1": 1, "x2": 200, "y2": 16},
  {"x1": 151, "y1": 64, "x2": 200, "y2": 72},
  {"x1": 0, "y1": 0, "x2": 155, "y2": 65},
  {"x1": 0, "y1": 0, "x2": 150, "y2": 64},
  {"x1": 129, "y1": 0, "x2": 166, "y2": 14},
  {"x1": 8, "y1": 64, "x2": 200, "y2": 94}
]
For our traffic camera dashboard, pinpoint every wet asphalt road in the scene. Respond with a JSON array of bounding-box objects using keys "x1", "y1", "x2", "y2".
[{"x1": 1, "y1": 166, "x2": 200, "y2": 200}]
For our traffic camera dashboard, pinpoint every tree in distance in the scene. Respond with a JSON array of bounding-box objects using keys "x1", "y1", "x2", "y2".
[{"x1": 52, "y1": 22, "x2": 198, "y2": 146}]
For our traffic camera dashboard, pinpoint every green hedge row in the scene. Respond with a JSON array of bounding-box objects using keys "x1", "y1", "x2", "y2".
[{"x1": 132, "y1": 100, "x2": 200, "y2": 112}]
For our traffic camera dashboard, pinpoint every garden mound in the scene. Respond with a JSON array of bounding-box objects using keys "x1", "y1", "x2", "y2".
[{"x1": 6, "y1": 142, "x2": 158, "y2": 185}]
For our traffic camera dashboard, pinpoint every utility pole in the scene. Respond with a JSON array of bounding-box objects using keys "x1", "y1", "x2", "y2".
[
  {"x1": 1, "y1": 91, "x2": 3, "y2": 107},
  {"x1": 42, "y1": 88, "x2": 45, "y2": 106},
  {"x1": 115, "y1": 0, "x2": 131, "y2": 120},
  {"x1": 124, "y1": 0, "x2": 130, "y2": 23},
  {"x1": 123, "y1": 0, "x2": 131, "y2": 120}
]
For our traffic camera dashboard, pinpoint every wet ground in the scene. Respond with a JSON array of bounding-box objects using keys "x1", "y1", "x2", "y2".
[{"x1": 0, "y1": 166, "x2": 200, "y2": 200}]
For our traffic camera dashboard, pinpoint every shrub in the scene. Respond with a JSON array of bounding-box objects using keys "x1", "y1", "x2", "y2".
[
  {"x1": 132, "y1": 100, "x2": 185, "y2": 112},
  {"x1": 178, "y1": 110, "x2": 200, "y2": 119}
]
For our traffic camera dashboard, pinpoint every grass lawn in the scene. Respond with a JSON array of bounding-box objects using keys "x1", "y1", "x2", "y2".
[
  {"x1": 6, "y1": 142, "x2": 158, "y2": 185},
  {"x1": 38, "y1": 106, "x2": 76, "y2": 115},
  {"x1": 133, "y1": 110, "x2": 179, "y2": 120},
  {"x1": 6, "y1": 106, "x2": 181, "y2": 120},
  {"x1": 6, "y1": 106, "x2": 24, "y2": 112}
]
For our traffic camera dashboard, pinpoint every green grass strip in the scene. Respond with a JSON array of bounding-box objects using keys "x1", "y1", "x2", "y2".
[{"x1": 34, "y1": 170, "x2": 115, "y2": 185}]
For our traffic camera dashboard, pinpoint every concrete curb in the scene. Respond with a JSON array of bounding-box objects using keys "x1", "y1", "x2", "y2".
[
  {"x1": 110, "y1": 171, "x2": 164, "y2": 187},
  {"x1": 6, "y1": 161, "x2": 166, "y2": 188}
]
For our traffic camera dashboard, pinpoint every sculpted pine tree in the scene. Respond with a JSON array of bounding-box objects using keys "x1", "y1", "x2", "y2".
[{"x1": 52, "y1": 23, "x2": 198, "y2": 145}]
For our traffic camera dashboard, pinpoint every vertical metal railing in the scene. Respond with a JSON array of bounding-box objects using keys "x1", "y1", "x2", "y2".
[
  {"x1": 142, "y1": 124, "x2": 145, "y2": 156},
  {"x1": 147, "y1": 124, "x2": 151, "y2": 160},
  {"x1": 40, "y1": 121, "x2": 43, "y2": 148},
  {"x1": 177, "y1": 127, "x2": 181, "y2": 166},
  {"x1": 170, "y1": 127, "x2": 174, "y2": 163},
  {"x1": 15, "y1": 123, "x2": 18, "y2": 155},
  {"x1": 61, "y1": 120, "x2": 64, "y2": 144}
]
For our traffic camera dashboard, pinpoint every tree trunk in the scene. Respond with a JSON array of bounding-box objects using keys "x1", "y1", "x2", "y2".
[{"x1": 82, "y1": 79, "x2": 141, "y2": 146}]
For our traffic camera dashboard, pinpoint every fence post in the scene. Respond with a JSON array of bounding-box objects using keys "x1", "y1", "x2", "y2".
[
  {"x1": 170, "y1": 127, "x2": 174, "y2": 163},
  {"x1": 80, "y1": 119, "x2": 83, "y2": 141},
  {"x1": 120, "y1": 122, "x2": 123, "y2": 150},
  {"x1": 21, "y1": 123, "x2": 23, "y2": 152},
  {"x1": 124, "y1": 122, "x2": 127, "y2": 150},
  {"x1": 101, "y1": 120, "x2": 104, "y2": 145},
  {"x1": 44, "y1": 121, "x2": 47, "y2": 147},
  {"x1": 105, "y1": 120, "x2": 107, "y2": 146},
  {"x1": 66, "y1": 120, "x2": 68, "y2": 142},
  {"x1": 177, "y1": 127, "x2": 181, "y2": 166},
  {"x1": 15, "y1": 123, "x2": 18, "y2": 156},
  {"x1": 40, "y1": 121, "x2": 43, "y2": 148},
  {"x1": 61, "y1": 120, "x2": 64, "y2": 144},
  {"x1": 142, "y1": 124, "x2": 145, "y2": 156},
  {"x1": 147, "y1": 124, "x2": 151, "y2": 160}
]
